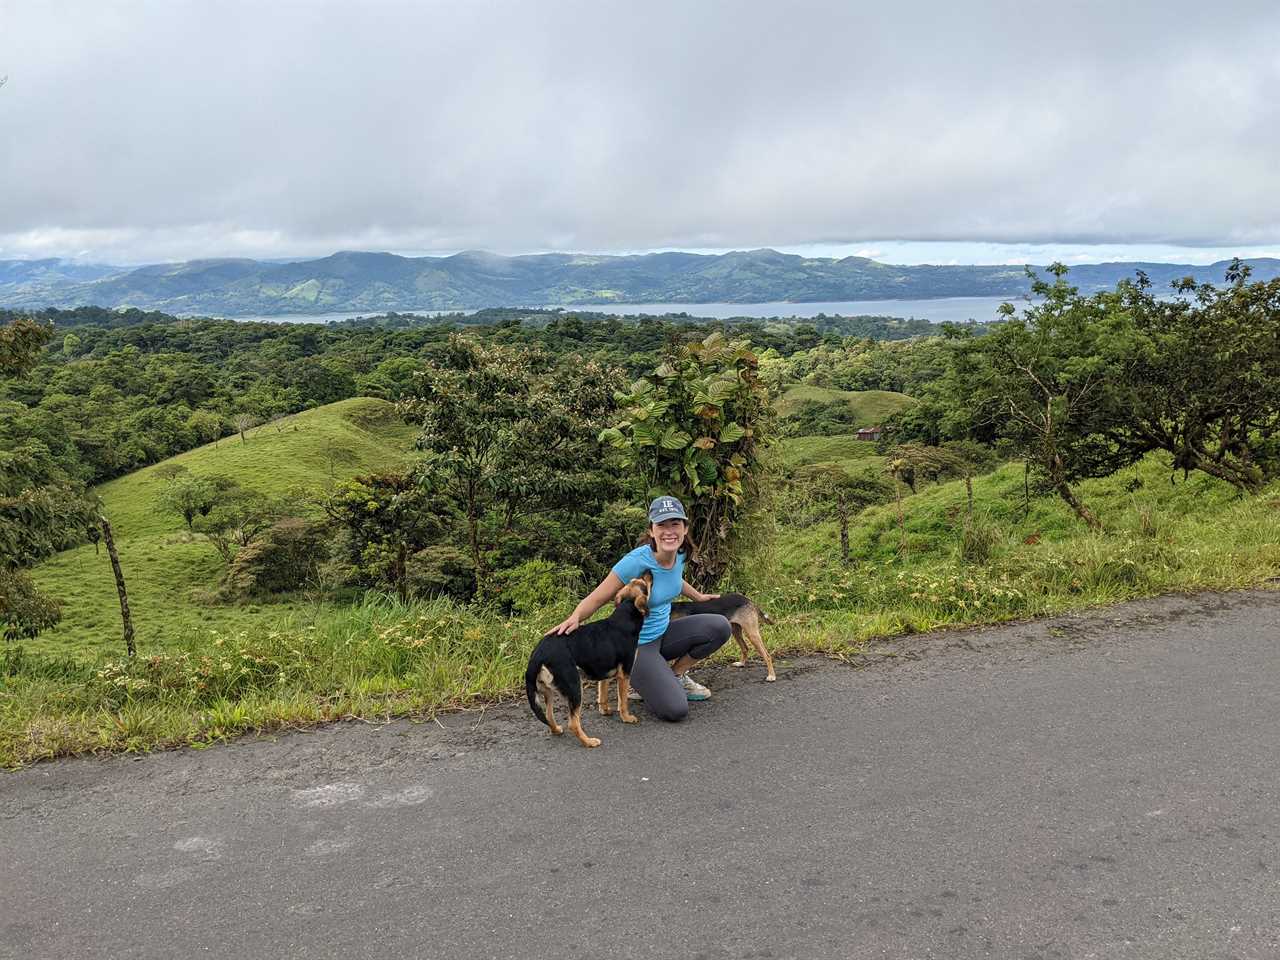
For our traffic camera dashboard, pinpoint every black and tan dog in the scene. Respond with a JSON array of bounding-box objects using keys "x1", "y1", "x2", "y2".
[
  {"x1": 525, "y1": 573, "x2": 651, "y2": 748},
  {"x1": 669, "y1": 592, "x2": 776, "y2": 681}
]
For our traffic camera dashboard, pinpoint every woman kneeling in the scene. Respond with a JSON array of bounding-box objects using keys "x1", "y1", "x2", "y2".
[{"x1": 550, "y1": 496, "x2": 730, "y2": 721}]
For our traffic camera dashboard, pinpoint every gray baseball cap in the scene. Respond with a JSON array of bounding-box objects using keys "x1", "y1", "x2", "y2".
[{"x1": 648, "y1": 495, "x2": 688, "y2": 523}]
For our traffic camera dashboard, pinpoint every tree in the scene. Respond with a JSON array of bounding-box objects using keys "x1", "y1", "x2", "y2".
[
  {"x1": 233, "y1": 413, "x2": 257, "y2": 443},
  {"x1": 941, "y1": 440, "x2": 999, "y2": 515},
  {"x1": 961, "y1": 266, "x2": 1135, "y2": 529},
  {"x1": 194, "y1": 487, "x2": 293, "y2": 564},
  {"x1": 1, "y1": 316, "x2": 52, "y2": 379},
  {"x1": 1104, "y1": 263, "x2": 1280, "y2": 493},
  {"x1": 0, "y1": 567, "x2": 61, "y2": 642},
  {"x1": 186, "y1": 409, "x2": 226, "y2": 448},
  {"x1": 158, "y1": 474, "x2": 220, "y2": 531},
  {"x1": 402, "y1": 336, "x2": 625, "y2": 596},
  {"x1": 323, "y1": 472, "x2": 446, "y2": 601},
  {"x1": 796, "y1": 464, "x2": 892, "y2": 561},
  {"x1": 1, "y1": 314, "x2": 99, "y2": 643},
  {"x1": 600, "y1": 331, "x2": 775, "y2": 587}
]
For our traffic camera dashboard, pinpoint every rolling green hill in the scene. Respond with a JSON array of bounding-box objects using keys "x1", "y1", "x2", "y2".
[
  {"x1": 778, "y1": 434, "x2": 883, "y2": 470},
  {"x1": 28, "y1": 398, "x2": 418, "y2": 657},
  {"x1": 776, "y1": 385, "x2": 915, "y2": 425}
]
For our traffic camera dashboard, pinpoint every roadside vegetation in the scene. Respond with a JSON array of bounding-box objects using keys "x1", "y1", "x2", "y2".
[{"x1": 4, "y1": 263, "x2": 1280, "y2": 768}]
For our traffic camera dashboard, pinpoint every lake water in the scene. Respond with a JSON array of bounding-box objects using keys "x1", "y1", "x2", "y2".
[
  {"x1": 568, "y1": 296, "x2": 1031, "y2": 323},
  {"x1": 213, "y1": 309, "x2": 475, "y2": 324},
  {"x1": 220, "y1": 295, "x2": 1030, "y2": 326}
]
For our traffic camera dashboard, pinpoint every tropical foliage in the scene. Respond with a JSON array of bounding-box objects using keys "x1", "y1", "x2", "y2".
[{"x1": 601, "y1": 332, "x2": 775, "y2": 586}]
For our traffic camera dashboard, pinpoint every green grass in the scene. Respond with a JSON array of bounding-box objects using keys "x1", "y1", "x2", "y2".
[
  {"x1": 8, "y1": 426, "x2": 1280, "y2": 769},
  {"x1": 1, "y1": 597, "x2": 542, "y2": 766},
  {"x1": 27, "y1": 398, "x2": 418, "y2": 659},
  {"x1": 775, "y1": 385, "x2": 915, "y2": 425},
  {"x1": 778, "y1": 434, "x2": 883, "y2": 471},
  {"x1": 735, "y1": 453, "x2": 1280, "y2": 657}
]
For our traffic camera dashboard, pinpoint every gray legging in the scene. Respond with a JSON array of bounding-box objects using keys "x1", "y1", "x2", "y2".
[{"x1": 629, "y1": 613, "x2": 731, "y2": 722}]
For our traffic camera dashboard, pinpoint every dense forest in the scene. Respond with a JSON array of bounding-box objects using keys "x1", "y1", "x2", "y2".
[{"x1": 0, "y1": 305, "x2": 945, "y2": 489}]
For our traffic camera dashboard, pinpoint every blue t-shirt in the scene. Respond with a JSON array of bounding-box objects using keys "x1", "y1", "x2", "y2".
[{"x1": 611, "y1": 545, "x2": 684, "y2": 645}]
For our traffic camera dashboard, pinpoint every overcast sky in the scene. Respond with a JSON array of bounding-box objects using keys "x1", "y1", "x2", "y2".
[{"x1": 2, "y1": 0, "x2": 1278, "y2": 266}]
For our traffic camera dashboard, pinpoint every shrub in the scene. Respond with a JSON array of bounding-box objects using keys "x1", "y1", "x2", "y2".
[
  {"x1": 405, "y1": 544, "x2": 474, "y2": 600},
  {"x1": 958, "y1": 513, "x2": 1003, "y2": 566},
  {"x1": 223, "y1": 518, "x2": 327, "y2": 598},
  {"x1": 488, "y1": 559, "x2": 583, "y2": 617}
]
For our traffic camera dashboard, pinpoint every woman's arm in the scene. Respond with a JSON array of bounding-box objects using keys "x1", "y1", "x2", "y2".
[
  {"x1": 681, "y1": 579, "x2": 719, "y2": 603},
  {"x1": 550, "y1": 572, "x2": 626, "y2": 635}
]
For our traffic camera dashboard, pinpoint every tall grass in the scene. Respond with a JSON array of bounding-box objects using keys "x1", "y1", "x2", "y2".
[{"x1": 1, "y1": 596, "x2": 545, "y2": 767}]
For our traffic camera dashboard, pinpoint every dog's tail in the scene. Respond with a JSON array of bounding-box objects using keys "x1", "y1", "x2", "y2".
[
  {"x1": 756, "y1": 604, "x2": 775, "y2": 625},
  {"x1": 525, "y1": 658, "x2": 550, "y2": 726}
]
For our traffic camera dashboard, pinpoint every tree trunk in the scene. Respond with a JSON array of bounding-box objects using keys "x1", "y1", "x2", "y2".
[
  {"x1": 466, "y1": 479, "x2": 483, "y2": 596},
  {"x1": 99, "y1": 517, "x2": 136, "y2": 657},
  {"x1": 894, "y1": 479, "x2": 908, "y2": 559},
  {"x1": 965, "y1": 474, "x2": 974, "y2": 516},
  {"x1": 1054, "y1": 480, "x2": 1101, "y2": 530},
  {"x1": 1188, "y1": 455, "x2": 1265, "y2": 494}
]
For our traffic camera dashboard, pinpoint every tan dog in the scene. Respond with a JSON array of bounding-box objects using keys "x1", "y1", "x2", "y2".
[
  {"x1": 669, "y1": 592, "x2": 777, "y2": 681},
  {"x1": 597, "y1": 591, "x2": 776, "y2": 712}
]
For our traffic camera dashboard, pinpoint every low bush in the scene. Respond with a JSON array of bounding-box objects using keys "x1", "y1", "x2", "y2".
[{"x1": 222, "y1": 518, "x2": 327, "y2": 598}]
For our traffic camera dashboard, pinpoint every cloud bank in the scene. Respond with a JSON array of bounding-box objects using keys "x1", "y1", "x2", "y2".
[{"x1": 1, "y1": 0, "x2": 1278, "y2": 263}]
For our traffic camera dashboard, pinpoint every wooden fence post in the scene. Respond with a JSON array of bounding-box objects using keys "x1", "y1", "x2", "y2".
[{"x1": 99, "y1": 516, "x2": 135, "y2": 657}]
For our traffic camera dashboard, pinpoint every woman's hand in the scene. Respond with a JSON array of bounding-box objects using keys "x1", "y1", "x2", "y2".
[
  {"x1": 681, "y1": 579, "x2": 719, "y2": 603},
  {"x1": 550, "y1": 613, "x2": 581, "y2": 635}
]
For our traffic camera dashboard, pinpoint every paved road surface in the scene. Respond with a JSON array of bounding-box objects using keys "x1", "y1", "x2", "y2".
[{"x1": 4, "y1": 589, "x2": 1280, "y2": 959}]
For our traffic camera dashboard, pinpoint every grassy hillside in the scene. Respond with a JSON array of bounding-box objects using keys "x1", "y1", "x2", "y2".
[
  {"x1": 740, "y1": 453, "x2": 1280, "y2": 647},
  {"x1": 28, "y1": 398, "x2": 418, "y2": 658},
  {"x1": 775, "y1": 385, "x2": 914, "y2": 425},
  {"x1": 778, "y1": 434, "x2": 883, "y2": 469}
]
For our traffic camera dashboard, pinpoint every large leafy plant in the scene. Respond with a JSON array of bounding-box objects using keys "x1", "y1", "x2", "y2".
[{"x1": 600, "y1": 332, "x2": 774, "y2": 586}]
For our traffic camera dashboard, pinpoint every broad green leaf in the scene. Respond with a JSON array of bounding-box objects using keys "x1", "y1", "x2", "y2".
[
  {"x1": 718, "y1": 422, "x2": 746, "y2": 444},
  {"x1": 660, "y1": 428, "x2": 692, "y2": 450},
  {"x1": 597, "y1": 427, "x2": 625, "y2": 446}
]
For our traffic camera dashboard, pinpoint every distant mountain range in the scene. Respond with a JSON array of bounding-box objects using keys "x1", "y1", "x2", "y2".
[{"x1": 2, "y1": 249, "x2": 1276, "y2": 317}]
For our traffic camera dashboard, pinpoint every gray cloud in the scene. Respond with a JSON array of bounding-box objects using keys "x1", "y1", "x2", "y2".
[{"x1": 1, "y1": 0, "x2": 1278, "y2": 263}]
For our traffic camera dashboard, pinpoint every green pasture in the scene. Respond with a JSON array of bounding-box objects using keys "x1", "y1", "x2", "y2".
[
  {"x1": 774, "y1": 385, "x2": 914, "y2": 424},
  {"x1": 27, "y1": 398, "x2": 417, "y2": 658},
  {"x1": 777, "y1": 434, "x2": 883, "y2": 470}
]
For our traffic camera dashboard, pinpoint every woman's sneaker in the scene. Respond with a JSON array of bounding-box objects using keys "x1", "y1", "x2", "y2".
[{"x1": 678, "y1": 672, "x2": 711, "y2": 701}]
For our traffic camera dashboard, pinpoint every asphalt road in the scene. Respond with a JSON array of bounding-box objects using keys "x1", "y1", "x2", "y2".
[{"x1": 4, "y1": 589, "x2": 1280, "y2": 960}]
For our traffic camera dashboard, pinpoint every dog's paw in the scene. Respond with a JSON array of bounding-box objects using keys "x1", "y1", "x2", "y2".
[
  {"x1": 582, "y1": 737, "x2": 602, "y2": 748},
  {"x1": 731, "y1": 660, "x2": 746, "y2": 668},
  {"x1": 549, "y1": 725, "x2": 565, "y2": 735},
  {"x1": 621, "y1": 713, "x2": 640, "y2": 724},
  {"x1": 764, "y1": 675, "x2": 776, "y2": 682},
  {"x1": 599, "y1": 707, "x2": 614, "y2": 716}
]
